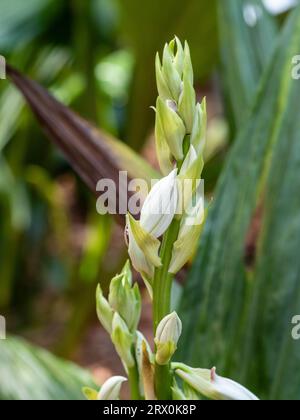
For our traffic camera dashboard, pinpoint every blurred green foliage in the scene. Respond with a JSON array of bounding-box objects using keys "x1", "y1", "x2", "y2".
[
  {"x1": 0, "y1": 0, "x2": 218, "y2": 397},
  {"x1": 1, "y1": 0, "x2": 299, "y2": 401}
]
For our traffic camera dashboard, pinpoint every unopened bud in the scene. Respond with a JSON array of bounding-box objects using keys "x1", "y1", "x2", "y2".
[
  {"x1": 175, "y1": 364, "x2": 259, "y2": 401},
  {"x1": 111, "y1": 313, "x2": 135, "y2": 368},
  {"x1": 96, "y1": 284, "x2": 114, "y2": 334},
  {"x1": 191, "y1": 99, "x2": 207, "y2": 156},
  {"x1": 140, "y1": 169, "x2": 179, "y2": 238},
  {"x1": 109, "y1": 261, "x2": 141, "y2": 332},
  {"x1": 97, "y1": 376, "x2": 127, "y2": 400},
  {"x1": 126, "y1": 213, "x2": 161, "y2": 279},
  {"x1": 156, "y1": 97, "x2": 185, "y2": 161},
  {"x1": 178, "y1": 74, "x2": 196, "y2": 134},
  {"x1": 155, "y1": 312, "x2": 182, "y2": 365}
]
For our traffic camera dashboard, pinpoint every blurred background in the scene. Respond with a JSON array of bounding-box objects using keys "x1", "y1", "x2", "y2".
[{"x1": 0, "y1": 0, "x2": 299, "y2": 400}]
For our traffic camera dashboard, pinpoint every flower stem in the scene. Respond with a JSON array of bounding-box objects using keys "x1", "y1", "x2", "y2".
[
  {"x1": 152, "y1": 136, "x2": 190, "y2": 400},
  {"x1": 128, "y1": 363, "x2": 143, "y2": 400}
]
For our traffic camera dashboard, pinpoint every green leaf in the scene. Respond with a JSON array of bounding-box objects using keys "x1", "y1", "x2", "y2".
[
  {"x1": 6, "y1": 65, "x2": 159, "y2": 225},
  {"x1": 178, "y1": 6, "x2": 300, "y2": 400},
  {"x1": 219, "y1": 0, "x2": 278, "y2": 132},
  {"x1": 0, "y1": 337, "x2": 95, "y2": 400},
  {"x1": 0, "y1": 0, "x2": 58, "y2": 50}
]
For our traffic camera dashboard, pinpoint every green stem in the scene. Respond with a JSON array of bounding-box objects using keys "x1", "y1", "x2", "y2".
[
  {"x1": 153, "y1": 136, "x2": 190, "y2": 400},
  {"x1": 153, "y1": 219, "x2": 181, "y2": 400},
  {"x1": 153, "y1": 219, "x2": 181, "y2": 331},
  {"x1": 128, "y1": 363, "x2": 143, "y2": 400}
]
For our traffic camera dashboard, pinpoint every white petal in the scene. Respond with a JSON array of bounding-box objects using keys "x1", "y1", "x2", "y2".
[
  {"x1": 98, "y1": 376, "x2": 127, "y2": 400},
  {"x1": 140, "y1": 169, "x2": 178, "y2": 238}
]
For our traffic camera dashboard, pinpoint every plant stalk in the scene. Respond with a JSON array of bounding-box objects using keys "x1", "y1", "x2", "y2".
[
  {"x1": 152, "y1": 136, "x2": 190, "y2": 400},
  {"x1": 128, "y1": 363, "x2": 143, "y2": 400}
]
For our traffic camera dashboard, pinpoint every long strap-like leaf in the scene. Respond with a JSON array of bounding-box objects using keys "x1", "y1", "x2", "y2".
[
  {"x1": 6, "y1": 65, "x2": 159, "y2": 224},
  {"x1": 178, "y1": 6, "x2": 300, "y2": 400}
]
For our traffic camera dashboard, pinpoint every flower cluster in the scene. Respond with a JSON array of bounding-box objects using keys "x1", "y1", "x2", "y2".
[
  {"x1": 126, "y1": 37, "x2": 207, "y2": 293},
  {"x1": 85, "y1": 37, "x2": 259, "y2": 401}
]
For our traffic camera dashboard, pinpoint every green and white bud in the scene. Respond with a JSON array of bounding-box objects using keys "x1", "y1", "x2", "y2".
[
  {"x1": 96, "y1": 284, "x2": 114, "y2": 334},
  {"x1": 140, "y1": 169, "x2": 179, "y2": 238},
  {"x1": 179, "y1": 145, "x2": 197, "y2": 176},
  {"x1": 111, "y1": 313, "x2": 135, "y2": 368},
  {"x1": 175, "y1": 364, "x2": 259, "y2": 401},
  {"x1": 169, "y1": 193, "x2": 205, "y2": 274},
  {"x1": 162, "y1": 42, "x2": 182, "y2": 101},
  {"x1": 109, "y1": 261, "x2": 141, "y2": 332},
  {"x1": 155, "y1": 311, "x2": 182, "y2": 365},
  {"x1": 183, "y1": 41, "x2": 193, "y2": 86},
  {"x1": 156, "y1": 97, "x2": 185, "y2": 161},
  {"x1": 126, "y1": 213, "x2": 161, "y2": 279},
  {"x1": 178, "y1": 73, "x2": 196, "y2": 134},
  {"x1": 191, "y1": 99, "x2": 207, "y2": 155},
  {"x1": 97, "y1": 376, "x2": 127, "y2": 401},
  {"x1": 154, "y1": 108, "x2": 174, "y2": 176},
  {"x1": 155, "y1": 53, "x2": 173, "y2": 101}
]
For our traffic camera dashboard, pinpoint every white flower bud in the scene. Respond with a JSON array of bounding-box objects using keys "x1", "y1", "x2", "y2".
[
  {"x1": 96, "y1": 284, "x2": 114, "y2": 334},
  {"x1": 97, "y1": 376, "x2": 127, "y2": 401},
  {"x1": 109, "y1": 261, "x2": 141, "y2": 332},
  {"x1": 140, "y1": 169, "x2": 179, "y2": 238},
  {"x1": 175, "y1": 364, "x2": 259, "y2": 401},
  {"x1": 155, "y1": 312, "x2": 182, "y2": 365},
  {"x1": 111, "y1": 313, "x2": 135, "y2": 368}
]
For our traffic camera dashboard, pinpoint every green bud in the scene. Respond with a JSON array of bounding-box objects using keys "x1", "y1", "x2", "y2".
[
  {"x1": 109, "y1": 261, "x2": 141, "y2": 332},
  {"x1": 156, "y1": 97, "x2": 185, "y2": 161},
  {"x1": 183, "y1": 41, "x2": 194, "y2": 86},
  {"x1": 154, "y1": 107, "x2": 174, "y2": 176},
  {"x1": 169, "y1": 193, "x2": 206, "y2": 275},
  {"x1": 96, "y1": 284, "x2": 114, "y2": 334},
  {"x1": 126, "y1": 213, "x2": 162, "y2": 279},
  {"x1": 162, "y1": 43, "x2": 182, "y2": 101},
  {"x1": 178, "y1": 73, "x2": 196, "y2": 134},
  {"x1": 173, "y1": 37, "x2": 185, "y2": 77},
  {"x1": 111, "y1": 313, "x2": 135, "y2": 368},
  {"x1": 155, "y1": 53, "x2": 173, "y2": 100},
  {"x1": 155, "y1": 312, "x2": 182, "y2": 365},
  {"x1": 191, "y1": 99, "x2": 207, "y2": 155}
]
